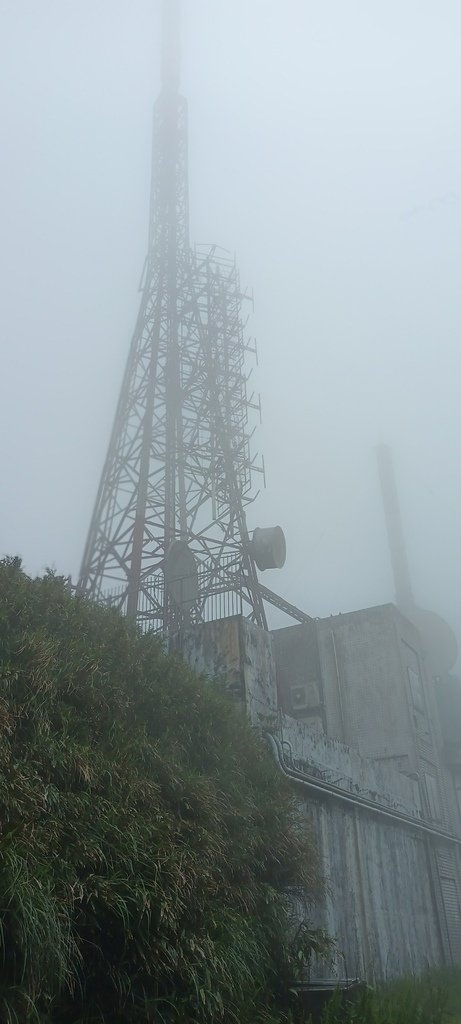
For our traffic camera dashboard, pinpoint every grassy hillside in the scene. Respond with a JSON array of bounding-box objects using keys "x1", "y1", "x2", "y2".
[{"x1": 0, "y1": 557, "x2": 321, "y2": 1023}]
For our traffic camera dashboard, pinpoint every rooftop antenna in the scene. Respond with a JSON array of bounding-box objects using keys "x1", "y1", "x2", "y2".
[{"x1": 376, "y1": 444, "x2": 457, "y2": 676}]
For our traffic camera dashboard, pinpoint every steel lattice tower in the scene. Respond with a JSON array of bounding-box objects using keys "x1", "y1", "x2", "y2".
[{"x1": 78, "y1": 1, "x2": 285, "y2": 634}]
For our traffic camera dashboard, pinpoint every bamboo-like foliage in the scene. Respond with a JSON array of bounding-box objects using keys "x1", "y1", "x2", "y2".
[{"x1": 0, "y1": 557, "x2": 322, "y2": 1022}]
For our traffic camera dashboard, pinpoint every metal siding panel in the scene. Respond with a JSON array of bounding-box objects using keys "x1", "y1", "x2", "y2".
[{"x1": 440, "y1": 876, "x2": 461, "y2": 964}]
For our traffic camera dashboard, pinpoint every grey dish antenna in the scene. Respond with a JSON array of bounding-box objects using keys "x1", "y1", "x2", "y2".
[{"x1": 251, "y1": 526, "x2": 286, "y2": 571}]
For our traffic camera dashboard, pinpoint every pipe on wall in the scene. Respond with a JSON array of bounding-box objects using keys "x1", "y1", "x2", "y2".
[{"x1": 265, "y1": 732, "x2": 461, "y2": 847}]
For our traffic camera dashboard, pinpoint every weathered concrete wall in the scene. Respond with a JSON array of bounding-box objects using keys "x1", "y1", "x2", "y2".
[
  {"x1": 306, "y1": 798, "x2": 443, "y2": 979},
  {"x1": 179, "y1": 615, "x2": 277, "y2": 722},
  {"x1": 179, "y1": 616, "x2": 244, "y2": 700},
  {"x1": 274, "y1": 606, "x2": 429, "y2": 760},
  {"x1": 274, "y1": 607, "x2": 461, "y2": 830},
  {"x1": 281, "y1": 712, "x2": 444, "y2": 977},
  {"x1": 240, "y1": 618, "x2": 278, "y2": 724},
  {"x1": 317, "y1": 606, "x2": 417, "y2": 757},
  {"x1": 274, "y1": 606, "x2": 461, "y2": 970},
  {"x1": 282, "y1": 713, "x2": 421, "y2": 817},
  {"x1": 273, "y1": 621, "x2": 323, "y2": 730},
  {"x1": 180, "y1": 611, "x2": 461, "y2": 978}
]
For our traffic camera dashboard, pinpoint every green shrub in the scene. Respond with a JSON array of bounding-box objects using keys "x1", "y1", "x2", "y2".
[{"x1": 0, "y1": 557, "x2": 321, "y2": 1022}]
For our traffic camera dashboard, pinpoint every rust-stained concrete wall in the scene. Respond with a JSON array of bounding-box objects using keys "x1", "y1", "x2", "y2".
[
  {"x1": 281, "y1": 712, "x2": 421, "y2": 817},
  {"x1": 180, "y1": 615, "x2": 277, "y2": 723}
]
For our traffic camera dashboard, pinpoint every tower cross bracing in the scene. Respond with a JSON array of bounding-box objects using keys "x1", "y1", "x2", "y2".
[{"x1": 78, "y1": 1, "x2": 269, "y2": 633}]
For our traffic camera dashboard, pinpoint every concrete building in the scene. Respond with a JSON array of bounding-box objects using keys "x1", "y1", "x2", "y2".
[{"x1": 181, "y1": 606, "x2": 461, "y2": 981}]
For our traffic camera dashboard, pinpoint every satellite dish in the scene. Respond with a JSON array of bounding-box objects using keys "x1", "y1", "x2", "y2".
[
  {"x1": 408, "y1": 606, "x2": 458, "y2": 678},
  {"x1": 251, "y1": 526, "x2": 286, "y2": 571},
  {"x1": 164, "y1": 541, "x2": 199, "y2": 613}
]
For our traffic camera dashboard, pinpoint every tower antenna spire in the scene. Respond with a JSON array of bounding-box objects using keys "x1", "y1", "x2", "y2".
[
  {"x1": 162, "y1": 0, "x2": 181, "y2": 92},
  {"x1": 78, "y1": 1, "x2": 291, "y2": 634}
]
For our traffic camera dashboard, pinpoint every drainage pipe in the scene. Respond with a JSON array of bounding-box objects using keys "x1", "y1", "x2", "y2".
[{"x1": 265, "y1": 732, "x2": 461, "y2": 847}]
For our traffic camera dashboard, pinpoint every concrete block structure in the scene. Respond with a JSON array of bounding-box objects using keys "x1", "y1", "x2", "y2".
[{"x1": 181, "y1": 606, "x2": 461, "y2": 981}]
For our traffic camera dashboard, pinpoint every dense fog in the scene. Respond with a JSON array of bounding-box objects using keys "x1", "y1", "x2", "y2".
[{"x1": 1, "y1": 0, "x2": 460, "y2": 653}]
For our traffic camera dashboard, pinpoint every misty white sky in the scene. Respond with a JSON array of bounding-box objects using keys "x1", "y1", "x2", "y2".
[{"x1": 1, "y1": 0, "x2": 460, "y2": 649}]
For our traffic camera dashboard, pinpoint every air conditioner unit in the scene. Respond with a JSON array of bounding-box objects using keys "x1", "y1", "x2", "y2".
[{"x1": 290, "y1": 684, "x2": 311, "y2": 712}]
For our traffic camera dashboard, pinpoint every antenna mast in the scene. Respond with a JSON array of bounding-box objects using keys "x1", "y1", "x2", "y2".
[
  {"x1": 162, "y1": 0, "x2": 180, "y2": 92},
  {"x1": 78, "y1": 0, "x2": 282, "y2": 633}
]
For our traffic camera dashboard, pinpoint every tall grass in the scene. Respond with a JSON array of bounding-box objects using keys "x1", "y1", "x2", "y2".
[
  {"x1": 295, "y1": 970, "x2": 453, "y2": 1024},
  {"x1": 0, "y1": 557, "x2": 322, "y2": 1022},
  {"x1": 329, "y1": 982, "x2": 444, "y2": 1023}
]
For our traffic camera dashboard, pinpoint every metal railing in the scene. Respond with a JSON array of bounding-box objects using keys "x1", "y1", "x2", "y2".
[{"x1": 100, "y1": 555, "x2": 244, "y2": 634}]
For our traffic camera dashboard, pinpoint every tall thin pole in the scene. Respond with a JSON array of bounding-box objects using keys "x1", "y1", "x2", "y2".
[
  {"x1": 162, "y1": 0, "x2": 181, "y2": 92},
  {"x1": 376, "y1": 443, "x2": 414, "y2": 610}
]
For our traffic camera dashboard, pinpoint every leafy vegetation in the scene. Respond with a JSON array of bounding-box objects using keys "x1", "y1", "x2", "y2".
[
  {"x1": 315, "y1": 974, "x2": 446, "y2": 1023},
  {"x1": 0, "y1": 557, "x2": 321, "y2": 1023},
  {"x1": 288, "y1": 969, "x2": 459, "y2": 1023}
]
